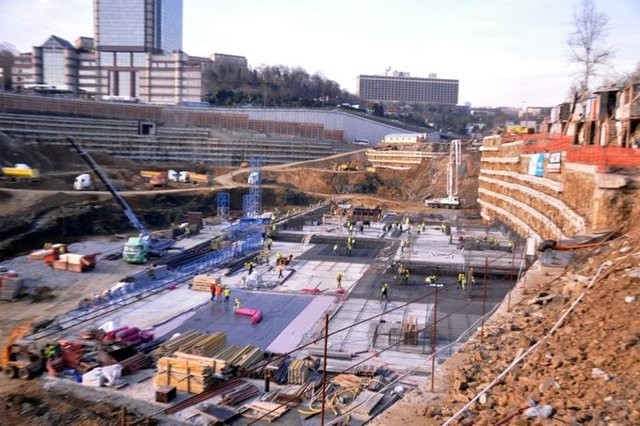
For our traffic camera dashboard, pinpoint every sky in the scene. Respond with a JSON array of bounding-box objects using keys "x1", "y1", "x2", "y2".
[{"x1": 0, "y1": 0, "x2": 638, "y2": 107}]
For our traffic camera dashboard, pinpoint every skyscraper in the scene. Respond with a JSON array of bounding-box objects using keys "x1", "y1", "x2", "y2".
[
  {"x1": 94, "y1": 0, "x2": 185, "y2": 100},
  {"x1": 95, "y1": 0, "x2": 182, "y2": 54},
  {"x1": 11, "y1": 0, "x2": 202, "y2": 104}
]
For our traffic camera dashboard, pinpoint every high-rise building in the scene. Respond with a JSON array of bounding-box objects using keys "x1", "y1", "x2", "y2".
[
  {"x1": 11, "y1": 0, "x2": 204, "y2": 104},
  {"x1": 95, "y1": 0, "x2": 182, "y2": 54},
  {"x1": 357, "y1": 74, "x2": 459, "y2": 105},
  {"x1": 94, "y1": 0, "x2": 189, "y2": 101}
]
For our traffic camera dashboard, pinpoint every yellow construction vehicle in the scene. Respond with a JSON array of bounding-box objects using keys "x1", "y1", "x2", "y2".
[
  {"x1": 1, "y1": 323, "x2": 44, "y2": 380},
  {"x1": 336, "y1": 162, "x2": 357, "y2": 172}
]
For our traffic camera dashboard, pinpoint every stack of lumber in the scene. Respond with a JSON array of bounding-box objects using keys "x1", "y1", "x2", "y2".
[
  {"x1": 53, "y1": 253, "x2": 91, "y2": 272},
  {"x1": 154, "y1": 352, "x2": 224, "y2": 394},
  {"x1": 221, "y1": 382, "x2": 260, "y2": 406},
  {"x1": 287, "y1": 359, "x2": 309, "y2": 385},
  {"x1": 152, "y1": 331, "x2": 209, "y2": 358},
  {"x1": 331, "y1": 374, "x2": 364, "y2": 389},
  {"x1": 190, "y1": 274, "x2": 220, "y2": 292},
  {"x1": 239, "y1": 401, "x2": 288, "y2": 423},
  {"x1": 227, "y1": 345, "x2": 263, "y2": 370},
  {"x1": 264, "y1": 383, "x2": 314, "y2": 406},
  {"x1": 188, "y1": 332, "x2": 226, "y2": 357},
  {"x1": 215, "y1": 344, "x2": 263, "y2": 370},
  {"x1": 28, "y1": 249, "x2": 50, "y2": 260}
]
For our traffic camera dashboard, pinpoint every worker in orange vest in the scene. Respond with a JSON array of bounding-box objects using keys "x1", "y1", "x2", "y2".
[{"x1": 215, "y1": 283, "x2": 223, "y2": 303}]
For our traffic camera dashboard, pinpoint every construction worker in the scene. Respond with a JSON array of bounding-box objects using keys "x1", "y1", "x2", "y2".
[
  {"x1": 469, "y1": 268, "x2": 476, "y2": 286},
  {"x1": 336, "y1": 272, "x2": 343, "y2": 288},
  {"x1": 275, "y1": 251, "x2": 282, "y2": 264},
  {"x1": 333, "y1": 243, "x2": 339, "y2": 256},
  {"x1": 401, "y1": 266, "x2": 410, "y2": 286},
  {"x1": 400, "y1": 240, "x2": 406, "y2": 253},
  {"x1": 223, "y1": 286, "x2": 230, "y2": 304},
  {"x1": 247, "y1": 261, "x2": 254, "y2": 275},
  {"x1": 508, "y1": 240, "x2": 514, "y2": 252},
  {"x1": 277, "y1": 263, "x2": 284, "y2": 279},
  {"x1": 380, "y1": 283, "x2": 389, "y2": 302},
  {"x1": 424, "y1": 275, "x2": 438, "y2": 285},
  {"x1": 347, "y1": 241, "x2": 353, "y2": 256},
  {"x1": 210, "y1": 282, "x2": 216, "y2": 302},
  {"x1": 215, "y1": 282, "x2": 223, "y2": 303},
  {"x1": 266, "y1": 238, "x2": 273, "y2": 251},
  {"x1": 234, "y1": 298, "x2": 241, "y2": 311},
  {"x1": 458, "y1": 273, "x2": 467, "y2": 290}
]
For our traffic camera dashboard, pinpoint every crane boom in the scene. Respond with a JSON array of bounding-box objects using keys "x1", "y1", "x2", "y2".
[{"x1": 67, "y1": 136, "x2": 148, "y2": 236}]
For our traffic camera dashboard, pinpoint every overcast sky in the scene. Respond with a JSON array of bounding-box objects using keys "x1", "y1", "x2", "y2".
[{"x1": 1, "y1": 0, "x2": 638, "y2": 107}]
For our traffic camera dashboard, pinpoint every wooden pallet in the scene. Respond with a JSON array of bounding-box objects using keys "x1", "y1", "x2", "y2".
[{"x1": 239, "y1": 401, "x2": 288, "y2": 423}]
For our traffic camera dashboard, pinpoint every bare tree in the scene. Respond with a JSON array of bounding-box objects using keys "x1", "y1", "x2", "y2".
[{"x1": 568, "y1": 0, "x2": 613, "y2": 101}]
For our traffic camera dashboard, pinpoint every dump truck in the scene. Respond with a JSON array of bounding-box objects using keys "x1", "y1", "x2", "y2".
[
  {"x1": 425, "y1": 196, "x2": 461, "y2": 209},
  {"x1": 149, "y1": 173, "x2": 167, "y2": 187},
  {"x1": 1, "y1": 164, "x2": 40, "y2": 180}
]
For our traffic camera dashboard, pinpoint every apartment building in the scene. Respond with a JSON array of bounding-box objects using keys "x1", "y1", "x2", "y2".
[{"x1": 357, "y1": 74, "x2": 459, "y2": 105}]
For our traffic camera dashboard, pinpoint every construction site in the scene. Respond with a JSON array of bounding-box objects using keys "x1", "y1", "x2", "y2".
[{"x1": 1, "y1": 90, "x2": 640, "y2": 425}]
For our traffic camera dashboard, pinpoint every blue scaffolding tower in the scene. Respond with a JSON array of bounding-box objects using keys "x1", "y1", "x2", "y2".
[
  {"x1": 217, "y1": 192, "x2": 230, "y2": 218},
  {"x1": 243, "y1": 157, "x2": 263, "y2": 218}
]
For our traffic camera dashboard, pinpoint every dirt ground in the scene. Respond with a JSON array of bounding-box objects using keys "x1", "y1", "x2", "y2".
[{"x1": 2, "y1": 133, "x2": 639, "y2": 425}]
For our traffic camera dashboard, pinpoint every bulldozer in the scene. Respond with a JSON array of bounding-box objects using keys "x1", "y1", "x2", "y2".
[
  {"x1": 1, "y1": 324, "x2": 44, "y2": 380},
  {"x1": 335, "y1": 161, "x2": 357, "y2": 172}
]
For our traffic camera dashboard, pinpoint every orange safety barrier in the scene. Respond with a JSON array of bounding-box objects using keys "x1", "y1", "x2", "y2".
[
  {"x1": 519, "y1": 134, "x2": 571, "y2": 154},
  {"x1": 566, "y1": 146, "x2": 640, "y2": 170}
]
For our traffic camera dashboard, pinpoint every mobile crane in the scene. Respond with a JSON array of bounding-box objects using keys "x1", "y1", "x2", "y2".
[
  {"x1": 67, "y1": 137, "x2": 174, "y2": 264},
  {"x1": 425, "y1": 139, "x2": 462, "y2": 209}
]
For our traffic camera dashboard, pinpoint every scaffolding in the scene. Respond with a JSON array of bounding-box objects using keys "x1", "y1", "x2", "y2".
[
  {"x1": 217, "y1": 192, "x2": 230, "y2": 218},
  {"x1": 243, "y1": 157, "x2": 263, "y2": 218}
]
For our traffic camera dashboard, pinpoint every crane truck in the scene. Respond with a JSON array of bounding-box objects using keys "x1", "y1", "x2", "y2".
[
  {"x1": 67, "y1": 137, "x2": 174, "y2": 264},
  {"x1": 424, "y1": 195, "x2": 461, "y2": 209},
  {"x1": 425, "y1": 139, "x2": 462, "y2": 209}
]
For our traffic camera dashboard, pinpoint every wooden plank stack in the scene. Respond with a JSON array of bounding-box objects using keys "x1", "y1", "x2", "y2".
[
  {"x1": 152, "y1": 331, "x2": 209, "y2": 358},
  {"x1": 239, "y1": 401, "x2": 288, "y2": 423},
  {"x1": 226, "y1": 345, "x2": 263, "y2": 370},
  {"x1": 154, "y1": 352, "x2": 224, "y2": 394},
  {"x1": 287, "y1": 359, "x2": 309, "y2": 385},
  {"x1": 189, "y1": 332, "x2": 227, "y2": 357},
  {"x1": 331, "y1": 373, "x2": 363, "y2": 388},
  {"x1": 190, "y1": 274, "x2": 221, "y2": 292}
]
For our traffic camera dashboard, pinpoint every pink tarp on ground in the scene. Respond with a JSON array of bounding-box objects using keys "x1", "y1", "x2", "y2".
[{"x1": 235, "y1": 307, "x2": 262, "y2": 324}]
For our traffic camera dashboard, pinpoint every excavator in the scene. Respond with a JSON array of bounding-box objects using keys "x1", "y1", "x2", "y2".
[{"x1": 0, "y1": 323, "x2": 43, "y2": 380}]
